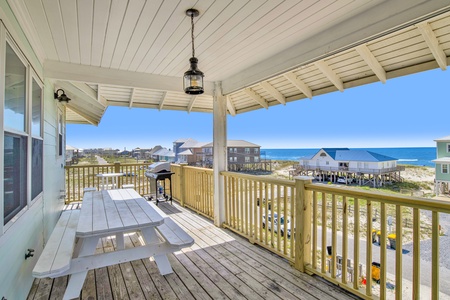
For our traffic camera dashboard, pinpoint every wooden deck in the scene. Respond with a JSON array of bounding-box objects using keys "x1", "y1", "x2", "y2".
[{"x1": 27, "y1": 202, "x2": 360, "y2": 300}]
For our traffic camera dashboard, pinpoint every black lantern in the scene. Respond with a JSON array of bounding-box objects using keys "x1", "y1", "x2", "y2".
[
  {"x1": 54, "y1": 89, "x2": 71, "y2": 104},
  {"x1": 183, "y1": 9, "x2": 204, "y2": 95}
]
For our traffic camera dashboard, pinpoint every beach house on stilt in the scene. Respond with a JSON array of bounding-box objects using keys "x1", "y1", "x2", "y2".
[{"x1": 298, "y1": 148, "x2": 403, "y2": 187}]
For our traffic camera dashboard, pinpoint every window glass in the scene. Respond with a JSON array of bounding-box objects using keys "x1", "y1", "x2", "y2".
[
  {"x1": 254, "y1": 148, "x2": 258, "y2": 154},
  {"x1": 4, "y1": 43, "x2": 26, "y2": 131},
  {"x1": 245, "y1": 157, "x2": 250, "y2": 162},
  {"x1": 245, "y1": 148, "x2": 250, "y2": 154},
  {"x1": 31, "y1": 79, "x2": 42, "y2": 137},
  {"x1": 443, "y1": 164, "x2": 448, "y2": 174},
  {"x1": 58, "y1": 111, "x2": 63, "y2": 156},
  {"x1": 254, "y1": 157, "x2": 259, "y2": 162},
  {"x1": 4, "y1": 134, "x2": 27, "y2": 224},
  {"x1": 31, "y1": 138, "x2": 43, "y2": 199},
  {"x1": 447, "y1": 144, "x2": 450, "y2": 152}
]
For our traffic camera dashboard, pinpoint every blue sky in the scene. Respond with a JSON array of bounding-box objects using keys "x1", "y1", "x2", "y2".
[{"x1": 67, "y1": 68, "x2": 449, "y2": 150}]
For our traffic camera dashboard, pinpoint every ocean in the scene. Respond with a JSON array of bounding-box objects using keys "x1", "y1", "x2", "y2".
[{"x1": 260, "y1": 147, "x2": 436, "y2": 167}]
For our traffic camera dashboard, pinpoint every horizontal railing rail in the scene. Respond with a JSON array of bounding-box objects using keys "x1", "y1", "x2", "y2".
[{"x1": 299, "y1": 165, "x2": 405, "y2": 174}]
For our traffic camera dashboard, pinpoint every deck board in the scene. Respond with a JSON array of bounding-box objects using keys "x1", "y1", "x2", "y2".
[{"x1": 28, "y1": 202, "x2": 360, "y2": 300}]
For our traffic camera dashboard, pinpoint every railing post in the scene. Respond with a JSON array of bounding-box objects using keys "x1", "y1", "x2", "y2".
[
  {"x1": 114, "y1": 162, "x2": 121, "y2": 188},
  {"x1": 179, "y1": 163, "x2": 187, "y2": 207},
  {"x1": 294, "y1": 176, "x2": 313, "y2": 272}
]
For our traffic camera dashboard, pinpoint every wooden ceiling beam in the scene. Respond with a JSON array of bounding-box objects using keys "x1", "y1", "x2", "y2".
[
  {"x1": 243, "y1": 88, "x2": 269, "y2": 109},
  {"x1": 129, "y1": 88, "x2": 136, "y2": 108},
  {"x1": 259, "y1": 82, "x2": 286, "y2": 105},
  {"x1": 283, "y1": 72, "x2": 312, "y2": 99},
  {"x1": 159, "y1": 92, "x2": 167, "y2": 111},
  {"x1": 416, "y1": 22, "x2": 447, "y2": 70},
  {"x1": 226, "y1": 96, "x2": 236, "y2": 116},
  {"x1": 315, "y1": 60, "x2": 344, "y2": 92},
  {"x1": 356, "y1": 45, "x2": 387, "y2": 83},
  {"x1": 187, "y1": 95, "x2": 198, "y2": 113}
]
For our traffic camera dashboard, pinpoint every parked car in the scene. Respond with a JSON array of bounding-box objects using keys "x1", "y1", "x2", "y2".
[
  {"x1": 262, "y1": 212, "x2": 292, "y2": 238},
  {"x1": 337, "y1": 176, "x2": 352, "y2": 184},
  {"x1": 315, "y1": 174, "x2": 328, "y2": 181}
]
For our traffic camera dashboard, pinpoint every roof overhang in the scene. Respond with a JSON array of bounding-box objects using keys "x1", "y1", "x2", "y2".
[{"x1": 6, "y1": 0, "x2": 450, "y2": 124}]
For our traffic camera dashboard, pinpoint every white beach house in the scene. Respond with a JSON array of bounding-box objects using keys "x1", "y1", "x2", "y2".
[{"x1": 298, "y1": 148, "x2": 402, "y2": 187}]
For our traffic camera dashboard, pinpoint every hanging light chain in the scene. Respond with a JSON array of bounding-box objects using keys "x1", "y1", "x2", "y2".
[{"x1": 191, "y1": 13, "x2": 195, "y2": 58}]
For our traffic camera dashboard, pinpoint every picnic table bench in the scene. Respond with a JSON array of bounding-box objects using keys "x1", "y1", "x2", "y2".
[{"x1": 32, "y1": 189, "x2": 194, "y2": 300}]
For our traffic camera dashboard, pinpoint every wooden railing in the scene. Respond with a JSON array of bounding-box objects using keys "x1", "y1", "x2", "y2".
[
  {"x1": 222, "y1": 171, "x2": 296, "y2": 261},
  {"x1": 65, "y1": 163, "x2": 449, "y2": 299},
  {"x1": 65, "y1": 162, "x2": 152, "y2": 202},
  {"x1": 218, "y1": 172, "x2": 450, "y2": 300},
  {"x1": 171, "y1": 164, "x2": 214, "y2": 219}
]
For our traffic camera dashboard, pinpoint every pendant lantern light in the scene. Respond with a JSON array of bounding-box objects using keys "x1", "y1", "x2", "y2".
[{"x1": 183, "y1": 9, "x2": 204, "y2": 95}]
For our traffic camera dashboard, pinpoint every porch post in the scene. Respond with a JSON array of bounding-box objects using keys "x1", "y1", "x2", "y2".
[
  {"x1": 213, "y1": 81, "x2": 227, "y2": 226},
  {"x1": 294, "y1": 176, "x2": 313, "y2": 272}
]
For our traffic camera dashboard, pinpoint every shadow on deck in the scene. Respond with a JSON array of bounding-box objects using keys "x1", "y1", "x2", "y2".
[{"x1": 28, "y1": 202, "x2": 360, "y2": 300}]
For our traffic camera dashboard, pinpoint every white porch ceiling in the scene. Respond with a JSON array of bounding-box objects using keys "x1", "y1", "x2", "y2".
[{"x1": 7, "y1": 0, "x2": 450, "y2": 124}]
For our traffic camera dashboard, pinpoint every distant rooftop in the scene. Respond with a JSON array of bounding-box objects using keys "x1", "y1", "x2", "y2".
[
  {"x1": 435, "y1": 135, "x2": 450, "y2": 142},
  {"x1": 203, "y1": 140, "x2": 261, "y2": 148},
  {"x1": 302, "y1": 148, "x2": 397, "y2": 162}
]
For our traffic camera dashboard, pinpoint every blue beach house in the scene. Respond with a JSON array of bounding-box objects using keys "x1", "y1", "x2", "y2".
[
  {"x1": 433, "y1": 135, "x2": 450, "y2": 195},
  {"x1": 298, "y1": 148, "x2": 402, "y2": 187}
]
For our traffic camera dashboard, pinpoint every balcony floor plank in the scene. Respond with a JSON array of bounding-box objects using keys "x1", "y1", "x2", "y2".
[{"x1": 28, "y1": 202, "x2": 360, "y2": 300}]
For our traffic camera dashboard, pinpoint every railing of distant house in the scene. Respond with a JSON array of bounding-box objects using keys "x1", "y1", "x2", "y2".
[
  {"x1": 65, "y1": 162, "x2": 151, "y2": 202},
  {"x1": 301, "y1": 165, "x2": 405, "y2": 174},
  {"x1": 301, "y1": 180, "x2": 450, "y2": 300},
  {"x1": 171, "y1": 164, "x2": 214, "y2": 219},
  {"x1": 221, "y1": 171, "x2": 297, "y2": 261}
]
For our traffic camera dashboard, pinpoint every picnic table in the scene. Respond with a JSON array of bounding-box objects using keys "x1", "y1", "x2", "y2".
[{"x1": 33, "y1": 189, "x2": 194, "y2": 299}]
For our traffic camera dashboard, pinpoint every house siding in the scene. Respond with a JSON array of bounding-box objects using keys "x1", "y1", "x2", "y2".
[
  {"x1": 435, "y1": 141, "x2": 450, "y2": 182},
  {"x1": 0, "y1": 3, "x2": 65, "y2": 298}
]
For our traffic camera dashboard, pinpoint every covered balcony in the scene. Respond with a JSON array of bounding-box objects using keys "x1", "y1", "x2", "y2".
[
  {"x1": 60, "y1": 163, "x2": 450, "y2": 299},
  {"x1": 1, "y1": 0, "x2": 450, "y2": 299}
]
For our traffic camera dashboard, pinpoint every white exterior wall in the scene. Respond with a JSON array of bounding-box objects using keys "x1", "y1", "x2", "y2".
[{"x1": 0, "y1": 2, "x2": 66, "y2": 298}]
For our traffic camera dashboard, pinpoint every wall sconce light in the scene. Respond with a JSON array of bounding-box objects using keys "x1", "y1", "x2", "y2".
[
  {"x1": 54, "y1": 89, "x2": 71, "y2": 104},
  {"x1": 183, "y1": 9, "x2": 204, "y2": 95}
]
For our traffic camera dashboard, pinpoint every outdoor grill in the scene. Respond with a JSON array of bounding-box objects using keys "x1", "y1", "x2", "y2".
[{"x1": 144, "y1": 162, "x2": 174, "y2": 205}]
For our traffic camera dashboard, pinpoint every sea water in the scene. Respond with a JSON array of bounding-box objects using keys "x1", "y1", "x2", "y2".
[{"x1": 260, "y1": 147, "x2": 436, "y2": 167}]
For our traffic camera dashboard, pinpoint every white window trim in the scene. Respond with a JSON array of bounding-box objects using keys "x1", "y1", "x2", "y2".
[
  {"x1": 442, "y1": 164, "x2": 449, "y2": 174},
  {"x1": 1, "y1": 29, "x2": 44, "y2": 233}
]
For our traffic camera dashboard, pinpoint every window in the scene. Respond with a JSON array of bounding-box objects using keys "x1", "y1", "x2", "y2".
[
  {"x1": 233, "y1": 157, "x2": 237, "y2": 162},
  {"x1": 58, "y1": 111, "x2": 64, "y2": 156},
  {"x1": 254, "y1": 148, "x2": 258, "y2": 154},
  {"x1": 245, "y1": 157, "x2": 250, "y2": 162},
  {"x1": 234, "y1": 148, "x2": 237, "y2": 153},
  {"x1": 229, "y1": 148, "x2": 233, "y2": 153},
  {"x1": 447, "y1": 143, "x2": 450, "y2": 153},
  {"x1": 2, "y1": 39, "x2": 44, "y2": 226},
  {"x1": 326, "y1": 161, "x2": 329, "y2": 165},
  {"x1": 443, "y1": 164, "x2": 448, "y2": 174},
  {"x1": 229, "y1": 156, "x2": 233, "y2": 162},
  {"x1": 4, "y1": 43, "x2": 26, "y2": 131},
  {"x1": 245, "y1": 148, "x2": 250, "y2": 154},
  {"x1": 31, "y1": 79, "x2": 43, "y2": 200},
  {"x1": 254, "y1": 157, "x2": 259, "y2": 162},
  {"x1": 4, "y1": 134, "x2": 27, "y2": 224}
]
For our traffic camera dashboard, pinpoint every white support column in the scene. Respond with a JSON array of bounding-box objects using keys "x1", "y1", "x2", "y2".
[{"x1": 213, "y1": 81, "x2": 227, "y2": 226}]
